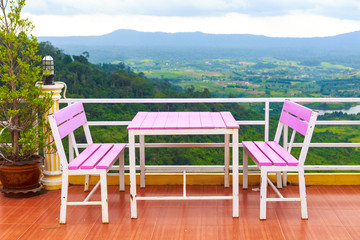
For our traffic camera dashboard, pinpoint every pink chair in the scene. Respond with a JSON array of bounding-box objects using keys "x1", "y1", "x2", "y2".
[
  {"x1": 242, "y1": 100, "x2": 318, "y2": 220},
  {"x1": 48, "y1": 102, "x2": 126, "y2": 224}
]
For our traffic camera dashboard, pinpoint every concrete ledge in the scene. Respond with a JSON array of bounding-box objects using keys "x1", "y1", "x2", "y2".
[{"x1": 67, "y1": 173, "x2": 360, "y2": 186}]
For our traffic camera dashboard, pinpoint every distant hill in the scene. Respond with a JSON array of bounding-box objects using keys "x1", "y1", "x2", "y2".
[{"x1": 38, "y1": 30, "x2": 360, "y2": 63}]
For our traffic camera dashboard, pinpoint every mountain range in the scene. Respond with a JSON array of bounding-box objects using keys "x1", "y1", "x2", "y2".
[{"x1": 38, "y1": 29, "x2": 360, "y2": 63}]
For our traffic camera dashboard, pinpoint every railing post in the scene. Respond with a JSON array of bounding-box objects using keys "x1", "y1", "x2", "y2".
[
  {"x1": 41, "y1": 84, "x2": 65, "y2": 190},
  {"x1": 264, "y1": 101, "x2": 270, "y2": 141}
]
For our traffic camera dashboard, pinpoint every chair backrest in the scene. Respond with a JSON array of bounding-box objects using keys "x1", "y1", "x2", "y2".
[
  {"x1": 274, "y1": 100, "x2": 318, "y2": 165},
  {"x1": 48, "y1": 102, "x2": 93, "y2": 169}
]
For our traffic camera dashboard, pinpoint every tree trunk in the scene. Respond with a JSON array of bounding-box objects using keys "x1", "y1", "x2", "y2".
[{"x1": 11, "y1": 115, "x2": 20, "y2": 159}]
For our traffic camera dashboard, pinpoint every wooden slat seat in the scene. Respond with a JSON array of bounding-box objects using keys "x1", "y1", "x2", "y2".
[
  {"x1": 266, "y1": 141, "x2": 299, "y2": 166},
  {"x1": 48, "y1": 102, "x2": 126, "y2": 224},
  {"x1": 242, "y1": 100, "x2": 318, "y2": 220},
  {"x1": 67, "y1": 144, "x2": 102, "y2": 170},
  {"x1": 254, "y1": 141, "x2": 288, "y2": 166},
  {"x1": 66, "y1": 143, "x2": 126, "y2": 170},
  {"x1": 242, "y1": 141, "x2": 273, "y2": 166},
  {"x1": 97, "y1": 143, "x2": 127, "y2": 169}
]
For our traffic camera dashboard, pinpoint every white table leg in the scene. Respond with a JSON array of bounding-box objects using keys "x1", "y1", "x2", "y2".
[
  {"x1": 232, "y1": 129, "x2": 239, "y2": 218},
  {"x1": 129, "y1": 131, "x2": 137, "y2": 218},
  {"x1": 224, "y1": 134, "x2": 230, "y2": 188},
  {"x1": 140, "y1": 135, "x2": 145, "y2": 188}
]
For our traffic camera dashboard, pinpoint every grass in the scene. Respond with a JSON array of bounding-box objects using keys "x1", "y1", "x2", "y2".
[{"x1": 321, "y1": 62, "x2": 353, "y2": 70}]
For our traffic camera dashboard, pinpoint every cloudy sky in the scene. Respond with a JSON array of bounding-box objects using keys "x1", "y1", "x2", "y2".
[{"x1": 21, "y1": 0, "x2": 360, "y2": 37}]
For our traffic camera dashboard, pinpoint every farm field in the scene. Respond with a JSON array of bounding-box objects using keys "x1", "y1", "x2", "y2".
[{"x1": 127, "y1": 57, "x2": 360, "y2": 98}]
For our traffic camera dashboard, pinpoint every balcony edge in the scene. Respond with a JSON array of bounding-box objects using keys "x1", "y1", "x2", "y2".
[{"x1": 65, "y1": 173, "x2": 360, "y2": 186}]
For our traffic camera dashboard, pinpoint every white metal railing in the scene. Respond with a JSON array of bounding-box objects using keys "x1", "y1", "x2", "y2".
[{"x1": 59, "y1": 97, "x2": 360, "y2": 172}]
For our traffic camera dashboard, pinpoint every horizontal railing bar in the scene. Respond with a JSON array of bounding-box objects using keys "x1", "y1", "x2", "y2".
[
  {"x1": 79, "y1": 142, "x2": 239, "y2": 149},
  {"x1": 60, "y1": 98, "x2": 281, "y2": 104},
  {"x1": 87, "y1": 120, "x2": 266, "y2": 126},
  {"x1": 88, "y1": 121, "x2": 130, "y2": 126},
  {"x1": 59, "y1": 97, "x2": 360, "y2": 104},
  {"x1": 76, "y1": 143, "x2": 232, "y2": 148},
  {"x1": 108, "y1": 165, "x2": 258, "y2": 173},
  {"x1": 317, "y1": 120, "x2": 360, "y2": 125},
  {"x1": 107, "y1": 165, "x2": 360, "y2": 173},
  {"x1": 304, "y1": 165, "x2": 360, "y2": 171},
  {"x1": 237, "y1": 121, "x2": 265, "y2": 125},
  {"x1": 296, "y1": 143, "x2": 360, "y2": 147},
  {"x1": 140, "y1": 143, "x2": 227, "y2": 148},
  {"x1": 78, "y1": 141, "x2": 360, "y2": 149}
]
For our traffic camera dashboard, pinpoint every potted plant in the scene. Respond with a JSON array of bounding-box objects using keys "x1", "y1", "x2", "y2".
[{"x1": 0, "y1": 0, "x2": 53, "y2": 197}]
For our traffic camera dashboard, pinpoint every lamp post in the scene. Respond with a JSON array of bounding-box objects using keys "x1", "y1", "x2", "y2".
[
  {"x1": 40, "y1": 55, "x2": 64, "y2": 190},
  {"x1": 42, "y1": 55, "x2": 55, "y2": 85}
]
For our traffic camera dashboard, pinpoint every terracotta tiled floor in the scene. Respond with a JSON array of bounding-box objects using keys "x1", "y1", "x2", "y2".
[{"x1": 1, "y1": 184, "x2": 360, "y2": 240}]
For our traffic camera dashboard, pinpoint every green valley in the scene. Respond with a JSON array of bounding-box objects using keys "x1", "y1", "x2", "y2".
[{"x1": 128, "y1": 57, "x2": 360, "y2": 98}]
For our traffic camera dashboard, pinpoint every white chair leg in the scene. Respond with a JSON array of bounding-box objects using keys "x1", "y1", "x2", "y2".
[
  {"x1": 100, "y1": 171, "x2": 109, "y2": 223},
  {"x1": 260, "y1": 169, "x2": 268, "y2": 220},
  {"x1": 60, "y1": 172, "x2": 69, "y2": 224},
  {"x1": 283, "y1": 171, "x2": 287, "y2": 187},
  {"x1": 276, "y1": 172, "x2": 282, "y2": 189},
  {"x1": 298, "y1": 170, "x2": 308, "y2": 219},
  {"x1": 242, "y1": 149, "x2": 248, "y2": 189},
  {"x1": 84, "y1": 175, "x2": 91, "y2": 191},
  {"x1": 119, "y1": 151, "x2": 125, "y2": 191}
]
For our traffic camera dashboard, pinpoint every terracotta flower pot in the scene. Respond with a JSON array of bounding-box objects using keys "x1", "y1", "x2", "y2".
[{"x1": 0, "y1": 155, "x2": 44, "y2": 197}]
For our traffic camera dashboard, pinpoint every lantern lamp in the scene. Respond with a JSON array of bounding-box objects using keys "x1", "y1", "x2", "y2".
[{"x1": 42, "y1": 55, "x2": 55, "y2": 85}]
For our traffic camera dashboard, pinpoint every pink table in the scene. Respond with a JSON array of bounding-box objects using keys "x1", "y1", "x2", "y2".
[{"x1": 127, "y1": 112, "x2": 239, "y2": 218}]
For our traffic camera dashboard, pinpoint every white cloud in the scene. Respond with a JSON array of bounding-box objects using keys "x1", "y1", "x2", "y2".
[
  {"x1": 23, "y1": 0, "x2": 360, "y2": 20},
  {"x1": 24, "y1": 0, "x2": 248, "y2": 16},
  {"x1": 25, "y1": 12, "x2": 360, "y2": 38},
  {"x1": 20, "y1": 0, "x2": 360, "y2": 37}
]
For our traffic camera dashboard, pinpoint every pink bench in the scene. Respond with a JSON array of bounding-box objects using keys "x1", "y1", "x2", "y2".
[
  {"x1": 48, "y1": 102, "x2": 126, "y2": 224},
  {"x1": 242, "y1": 100, "x2": 318, "y2": 220}
]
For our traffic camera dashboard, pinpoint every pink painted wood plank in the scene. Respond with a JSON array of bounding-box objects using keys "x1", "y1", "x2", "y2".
[
  {"x1": 80, "y1": 144, "x2": 114, "y2": 169},
  {"x1": 266, "y1": 141, "x2": 299, "y2": 166},
  {"x1": 129, "y1": 111, "x2": 239, "y2": 130},
  {"x1": 220, "y1": 112, "x2": 239, "y2": 129},
  {"x1": 283, "y1": 100, "x2": 313, "y2": 122},
  {"x1": 57, "y1": 112, "x2": 87, "y2": 139},
  {"x1": 53, "y1": 102, "x2": 84, "y2": 125},
  {"x1": 280, "y1": 112, "x2": 308, "y2": 136},
  {"x1": 189, "y1": 112, "x2": 201, "y2": 128},
  {"x1": 97, "y1": 143, "x2": 127, "y2": 169},
  {"x1": 177, "y1": 112, "x2": 190, "y2": 129},
  {"x1": 242, "y1": 141, "x2": 272, "y2": 166},
  {"x1": 152, "y1": 112, "x2": 169, "y2": 129},
  {"x1": 254, "y1": 141, "x2": 286, "y2": 166},
  {"x1": 210, "y1": 112, "x2": 226, "y2": 128},
  {"x1": 164, "y1": 112, "x2": 179, "y2": 129},
  {"x1": 199, "y1": 112, "x2": 213, "y2": 128},
  {"x1": 68, "y1": 144, "x2": 101, "y2": 170},
  {"x1": 127, "y1": 112, "x2": 148, "y2": 129},
  {"x1": 140, "y1": 112, "x2": 158, "y2": 129}
]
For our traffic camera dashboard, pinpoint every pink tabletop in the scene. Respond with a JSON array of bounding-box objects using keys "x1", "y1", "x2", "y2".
[{"x1": 127, "y1": 112, "x2": 239, "y2": 130}]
